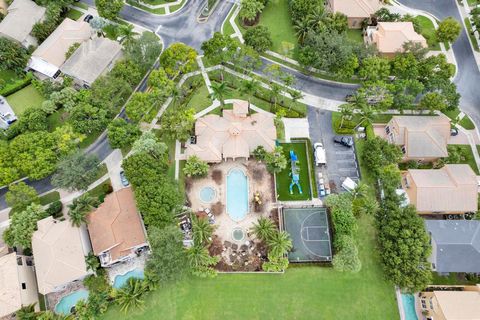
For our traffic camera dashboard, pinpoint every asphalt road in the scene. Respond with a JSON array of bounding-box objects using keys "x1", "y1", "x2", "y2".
[{"x1": 398, "y1": 0, "x2": 480, "y2": 127}]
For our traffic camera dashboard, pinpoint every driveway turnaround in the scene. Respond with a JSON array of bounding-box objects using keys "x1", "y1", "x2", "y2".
[{"x1": 307, "y1": 108, "x2": 360, "y2": 194}]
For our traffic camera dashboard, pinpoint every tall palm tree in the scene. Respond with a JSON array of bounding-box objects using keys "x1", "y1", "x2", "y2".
[
  {"x1": 115, "y1": 278, "x2": 148, "y2": 313},
  {"x1": 358, "y1": 197, "x2": 379, "y2": 216},
  {"x1": 68, "y1": 207, "x2": 87, "y2": 227},
  {"x1": 118, "y1": 24, "x2": 138, "y2": 44},
  {"x1": 16, "y1": 304, "x2": 37, "y2": 320},
  {"x1": 269, "y1": 82, "x2": 282, "y2": 112},
  {"x1": 294, "y1": 18, "x2": 311, "y2": 44},
  {"x1": 267, "y1": 231, "x2": 293, "y2": 258},
  {"x1": 209, "y1": 81, "x2": 229, "y2": 108},
  {"x1": 338, "y1": 104, "x2": 354, "y2": 129},
  {"x1": 170, "y1": 87, "x2": 181, "y2": 108},
  {"x1": 85, "y1": 252, "x2": 100, "y2": 274},
  {"x1": 192, "y1": 215, "x2": 214, "y2": 246},
  {"x1": 239, "y1": 79, "x2": 260, "y2": 107},
  {"x1": 73, "y1": 194, "x2": 99, "y2": 214},
  {"x1": 289, "y1": 89, "x2": 304, "y2": 111},
  {"x1": 356, "y1": 104, "x2": 376, "y2": 128},
  {"x1": 307, "y1": 5, "x2": 326, "y2": 30},
  {"x1": 351, "y1": 182, "x2": 369, "y2": 200},
  {"x1": 251, "y1": 217, "x2": 276, "y2": 242}
]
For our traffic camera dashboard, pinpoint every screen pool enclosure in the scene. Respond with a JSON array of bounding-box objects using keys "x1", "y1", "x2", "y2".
[{"x1": 282, "y1": 207, "x2": 332, "y2": 262}]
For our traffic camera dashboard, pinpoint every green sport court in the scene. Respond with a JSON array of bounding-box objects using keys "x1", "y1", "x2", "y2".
[{"x1": 282, "y1": 207, "x2": 332, "y2": 262}]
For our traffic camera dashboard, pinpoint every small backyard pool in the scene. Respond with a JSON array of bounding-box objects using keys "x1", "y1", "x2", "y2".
[
  {"x1": 226, "y1": 168, "x2": 249, "y2": 221},
  {"x1": 113, "y1": 268, "x2": 145, "y2": 289},
  {"x1": 199, "y1": 186, "x2": 216, "y2": 203},
  {"x1": 54, "y1": 289, "x2": 89, "y2": 315},
  {"x1": 401, "y1": 294, "x2": 418, "y2": 320}
]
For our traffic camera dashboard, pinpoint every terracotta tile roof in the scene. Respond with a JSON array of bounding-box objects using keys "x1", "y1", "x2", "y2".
[
  {"x1": 86, "y1": 188, "x2": 147, "y2": 265},
  {"x1": 434, "y1": 290, "x2": 480, "y2": 319},
  {"x1": 372, "y1": 22, "x2": 427, "y2": 54},
  {"x1": 330, "y1": 0, "x2": 381, "y2": 18}
]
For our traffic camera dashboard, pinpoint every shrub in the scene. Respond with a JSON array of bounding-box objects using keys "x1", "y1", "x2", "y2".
[
  {"x1": 0, "y1": 73, "x2": 33, "y2": 96},
  {"x1": 46, "y1": 200, "x2": 63, "y2": 218},
  {"x1": 183, "y1": 156, "x2": 209, "y2": 178}
]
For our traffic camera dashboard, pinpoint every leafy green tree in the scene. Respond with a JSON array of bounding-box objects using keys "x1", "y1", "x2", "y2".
[
  {"x1": 148, "y1": 68, "x2": 174, "y2": 94},
  {"x1": 125, "y1": 92, "x2": 154, "y2": 123},
  {"x1": 356, "y1": 104, "x2": 377, "y2": 127},
  {"x1": 186, "y1": 244, "x2": 219, "y2": 278},
  {"x1": 52, "y1": 153, "x2": 101, "y2": 191},
  {"x1": 183, "y1": 156, "x2": 209, "y2": 178},
  {"x1": 332, "y1": 235, "x2": 361, "y2": 272},
  {"x1": 31, "y1": 3, "x2": 63, "y2": 43},
  {"x1": 125, "y1": 32, "x2": 162, "y2": 72},
  {"x1": 244, "y1": 26, "x2": 273, "y2": 53},
  {"x1": 69, "y1": 103, "x2": 109, "y2": 134},
  {"x1": 15, "y1": 303, "x2": 37, "y2": 320},
  {"x1": 362, "y1": 137, "x2": 403, "y2": 178},
  {"x1": 390, "y1": 79, "x2": 424, "y2": 112},
  {"x1": 391, "y1": 53, "x2": 419, "y2": 79},
  {"x1": 9, "y1": 107, "x2": 48, "y2": 135},
  {"x1": 294, "y1": 18, "x2": 313, "y2": 45},
  {"x1": 0, "y1": 38, "x2": 29, "y2": 73},
  {"x1": 262, "y1": 253, "x2": 289, "y2": 272},
  {"x1": 4, "y1": 204, "x2": 47, "y2": 249},
  {"x1": 240, "y1": 79, "x2": 260, "y2": 107},
  {"x1": 251, "y1": 217, "x2": 276, "y2": 242},
  {"x1": 107, "y1": 118, "x2": 141, "y2": 149},
  {"x1": 209, "y1": 81, "x2": 229, "y2": 107},
  {"x1": 358, "y1": 56, "x2": 390, "y2": 81},
  {"x1": 114, "y1": 278, "x2": 148, "y2": 313},
  {"x1": 159, "y1": 43, "x2": 198, "y2": 78},
  {"x1": 118, "y1": 24, "x2": 138, "y2": 44},
  {"x1": 266, "y1": 230, "x2": 293, "y2": 258},
  {"x1": 49, "y1": 87, "x2": 79, "y2": 112},
  {"x1": 325, "y1": 193, "x2": 357, "y2": 244},
  {"x1": 145, "y1": 225, "x2": 188, "y2": 282},
  {"x1": 0, "y1": 141, "x2": 19, "y2": 186},
  {"x1": 192, "y1": 215, "x2": 214, "y2": 246},
  {"x1": 436, "y1": 17, "x2": 461, "y2": 44},
  {"x1": 357, "y1": 81, "x2": 393, "y2": 111},
  {"x1": 110, "y1": 59, "x2": 143, "y2": 87},
  {"x1": 95, "y1": 0, "x2": 124, "y2": 20},
  {"x1": 131, "y1": 131, "x2": 168, "y2": 162},
  {"x1": 5, "y1": 182, "x2": 39, "y2": 212},
  {"x1": 85, "y1": 252, "x2": 100, "y2": 274},
  {"x1": 253, "y1": 145, "x2": 267, "y2": 160},
  {"x1": 264, "y1": 146, "x2": 287, "y2": 173},
  {"x1": 201, "y1": 32, "x2": 238, "y2": 65},
  {"x1": 418, "y1": 92, "x2": 447, "y2": 114},
  {"x1": 160, "y1": 107, "x2": 195, "y2": 142},
  {"x1": 239, "y1": 0, "x2": 264, "y2": 25}
]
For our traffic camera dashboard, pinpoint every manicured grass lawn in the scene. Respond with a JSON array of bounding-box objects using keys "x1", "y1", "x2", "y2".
[
  {"x1": 66, "y1": 8, "x2": 83, "y2": 20},
  {"x1": 6, "y1": 85, "x2": 45, "y2": 115},
  {"x1": 415, "y1": 16, "x2": 441, "y2": 51},
  {"x1": 39, "y1": 191, "x2": 60, "y2": 206},
  {"x1": 73, "y1": 2, "x2": 88, "y2": 10},
  {"x1": 222, "y1": 4, "x2": 237, "y2": 37},
  {"x1": 465, "y1": 18, "x2": 480, "y2": 52},
  {"x1": 125, "y1": 0, "x2": 166, "y2": 14},
  {"x1": 459, "y1": 115, "x2": 475, "y2": 129},
  {"x1": 184, "y1": 83, "x2": 212, "y2": 113},
  {"x1": 276, "y1": 141, "x2": 312, "y2": 201},
  {"x1": 443, "y1": 109, "x2": 461, "y2": 121},
  {"x1": 101, "y1": 213, "x2": 398, "y2": 320},
  {"x1": 346, "y1": 29, "x2": 364, "y2": 44},
  {"x1": 431, "y1": 272, "x2": 480, "y2": 285},
  {"x1": 452, "y1": 144, "x2": 480, "y2": 174}
]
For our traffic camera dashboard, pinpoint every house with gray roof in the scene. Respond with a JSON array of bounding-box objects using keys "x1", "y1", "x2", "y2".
[
  {"x1": 425, "y1": 220, "x2": 480, "y2": 274},
  {"x1": 0, "y1": 0, "x2": 46, "y2": 48},
  {"x1": 60, "y1": 37, "x2": 123, "y2": 88}
]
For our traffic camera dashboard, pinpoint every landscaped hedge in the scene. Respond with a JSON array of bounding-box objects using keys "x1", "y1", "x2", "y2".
[{"x1": 0, "y1": 72, "x2": 33, "y2": 96}]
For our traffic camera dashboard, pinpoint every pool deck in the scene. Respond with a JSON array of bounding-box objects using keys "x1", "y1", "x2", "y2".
[
  {"x1": 46, "y1": 281, "x2": 87, "y2": 312},
  {"x1": 106, "y1": 251, "x2": 148, "y2": 285}
]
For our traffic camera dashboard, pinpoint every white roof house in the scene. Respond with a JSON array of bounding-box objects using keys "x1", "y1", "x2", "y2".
[
  {"x1": 0, "y1": 0, "x2": 46, "y2": 47},
  {"x1": 61, "y1": 37, "x2": 123, "y2": 87},
  {"x1": 0, "y1": 253, "x2": 39, "y2": 318},
  {"x1": 0, "y1": 95, "x2": 17, "y2": 130},
  {"x1": 32, "y1": 217, "x2": 92, "y2": 295},
  {"x1": 27, "y1": 18, "x2": 92, "y2": 79}
]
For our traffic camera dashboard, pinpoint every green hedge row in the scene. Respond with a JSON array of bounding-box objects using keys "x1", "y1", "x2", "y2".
[{"x1": 0, "y1": 72, "x2": 33, "y2": 96}]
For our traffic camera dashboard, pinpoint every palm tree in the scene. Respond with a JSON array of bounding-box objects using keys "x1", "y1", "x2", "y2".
[
  {"x1": 85, "y1": 252, "x2": 100, "y2": 274},
  {"x1": 251, "y1": 217, "x2": 276, "y2": 242},
  {"x1": 338, "y1": 104, "x2": 354, "y2": 129},
  {"x1": 192, "y1": 215, "x2": 214, "y2": 246},
  {"x1": 269, "y1": 82, "x2": 282, "y2": 112},
  {"x1": 209, "y1": 81, "x2": 229, "y2": 108},
  {"x1": 115, "y1": 278, "x2": 148, "y2": 313},
  {"x1": 16, "y1": 304, "x2": 37, "y2": 320},
  {"x1": 73, "y1": 194, "x2": 99, "y2": 214},
  {"x1": 118, "y1": 24, "x2": 138, "y2": 44},
  {"x1": 294, "y1": 18, "x2": 311, "y2": 44},
  {"x1": 288, "y1": 89, "x2": 304, "y2": 111},
  {"x1": 267, "y1": 231, "x2": 293, "y2": 258},
  {"x1": 239, "y1": 79, "x2": 260, "y2": 107},
  {"x1": 351, "y1": 182, "x2": 369, "y2": 200},
  {"x1": 68, "y1": 207, "x2": 87, "y2": 227},
  {"x1": 358, "y1": 197, "x2": 379, "y2": 216},
  {"x1": 170, "y1": 87, "x2": 181, "y2": 108},
  {"x1": 307, "y1": 5, "x2": 326, "y2": 30},
  {"x1": 37, "y1": 311, "x2": 72, "y2": 320},
  {"x1": 356, "y1": 104, "x2": 376, "y2": 128}
]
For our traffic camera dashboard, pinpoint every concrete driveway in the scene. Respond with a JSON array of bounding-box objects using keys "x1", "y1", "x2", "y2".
[
  {"x1": 103, "y1": 149, "x2": 125, "y2": 191},
  {"x1": 307, "y1": 108, "x2": 360, "y2": 194}
]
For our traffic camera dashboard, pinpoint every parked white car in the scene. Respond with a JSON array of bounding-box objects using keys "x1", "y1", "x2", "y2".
[{"x1": 313, "y1": 142, "x2": 326, "y2": 166}]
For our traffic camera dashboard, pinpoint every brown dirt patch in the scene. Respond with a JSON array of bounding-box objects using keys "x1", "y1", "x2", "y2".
[
  {"x1": 211, "y1": 170, "x2": 222, "y2": 185},
  {"x1": 211, "y1": 201, "x2": 224, "y2": 216}
]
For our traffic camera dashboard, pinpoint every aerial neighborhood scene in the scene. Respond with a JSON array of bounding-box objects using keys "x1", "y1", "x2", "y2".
[{"x1": 2, "y1": 0, "x2": 480, "y2": 318}]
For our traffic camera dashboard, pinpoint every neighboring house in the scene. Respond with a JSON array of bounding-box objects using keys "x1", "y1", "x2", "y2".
[
  {"x1": 185, "y1": 100, "x2": 277, "y2": 163},
  {"x1": 0, "y1": 253, "x2": 39, "y2": 318},
  {"x1": 381, "y1": 115, "x2": 451, "y2": 162},
  {"x1": 401, "y1": 164, "x2": 478, "y2": 215},
  {"x1": 0, "y1": 95, "x2": 17, "y2": 129},
  {"x1": 365, "y1": 22, "x2": 427, "y2": 57},
  {"x1": 326, "y1": 0, "x2": 382, "y2": 29},
  {"x1": 418, "y1": 285, "x2": 480, "y2": 320},
  {"x1": 86, "y1": 188, "x2": 148, "y2": 267},
  {"x1": 425, "y1": 220, "x2": 480, "y2": 274},
  {"x1": 0, "y1": 0, "x2": 46, "y2": 47},
  {"x1": 60, "y1": 37, "x2": 123, "y2": 88},
  {"x1": 32, "y1": 216, "x2": 92, "y2": 295},
  {"x1": 27, "y1": 18, "x2": 92, "y2": 79}
]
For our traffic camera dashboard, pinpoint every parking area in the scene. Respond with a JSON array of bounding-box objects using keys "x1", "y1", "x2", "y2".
[{"x1": 307, "y1": 108, "x2": 360, "y2": 195}]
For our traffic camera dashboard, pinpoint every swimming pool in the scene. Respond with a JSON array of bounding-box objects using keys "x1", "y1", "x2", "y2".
[
  {"x1": 54, "y1": 289, "x2": 89, "y2": 315},
  {"x1": 199, "y1": 186, "x2": 216, "y2": 203},
  {"x1": 113, "y1": 268, "x2": 145, "y2": 289},
  {"x1": 401, "y1": 294, "x2": 418, "y2": 320},
  {"x1": 226, "y1": 168, "x2": 249, "y2": 222}
]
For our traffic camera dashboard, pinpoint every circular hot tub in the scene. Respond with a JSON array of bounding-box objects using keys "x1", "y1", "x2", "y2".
[
  {"x1": 199, "y1": 186, "x2": 216, "y2": 203},
  {"x1": 232, "y1": 227, "x2": 245, "y2": 242}
]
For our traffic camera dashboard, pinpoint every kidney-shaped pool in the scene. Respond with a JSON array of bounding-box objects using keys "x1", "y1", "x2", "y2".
[{"x1": 226, "y1": 168, "x2": 249, "y2": 222}]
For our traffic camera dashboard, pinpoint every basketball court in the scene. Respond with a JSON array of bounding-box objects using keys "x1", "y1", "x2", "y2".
[{"x1": 283, "y1": 207, "x2": 332, "y2": 262}]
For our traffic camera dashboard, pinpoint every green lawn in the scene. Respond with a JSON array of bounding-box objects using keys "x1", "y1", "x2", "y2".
[
  {"x1": 415, "y1": 16, "x2": 441, "y2": 51},
  {"x1": 431, "y1": 272, "x2": 480, "y2": 285},
  {"x1": 126, "y1": 0, "x2": 166, "y2": 14},
  {"x1": 459, "y1": 115, "x2": 475, "y2": 130},
  {"x1": 66, "y1": 8, "x2": 83, "y2": 20},
  {"x1": 465, "y1": 18, "x2": 480, "y2": 52},
  {"x1": 5, "y1": 85, "x2": 45, "y2": 115},
  {"x1": 101, "y1": 213, "x2": 398, "y2": 320},
  {"x1": 346, "y1": 29, "x2": 364, "y2": 44},
  {"x1": 0, "y1": 70, "x2": 21, "y2": 85},
  {"x1": 73, "y1": 2, "x2": 88, "y2": 10},
  {"x1": 39, "y1": 191, "x2": 60, "y2": 206},
  {"x1": 452, "y1": 144, "x2": 480, "y2": 174},
  {"x1": 222, "y1": 4, "x2": 237, "y2": 37},
  {"x1": 276, "y1": 141, "x2": 312, "y2": 201},
  {"x1": 443, "y1": 109, "x2": 461, "y2": 121},
  {"x1": 184, "y1": 83, "x2": 212, "y2": 113}
]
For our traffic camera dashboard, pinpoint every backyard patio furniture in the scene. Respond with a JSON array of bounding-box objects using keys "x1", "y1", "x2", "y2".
[
  {"x1": 231, "y1": 244, "x2": 238, "y2": 250},
  {"x1": 224, "y1": 241, "x2": 232, "y2": 248}
]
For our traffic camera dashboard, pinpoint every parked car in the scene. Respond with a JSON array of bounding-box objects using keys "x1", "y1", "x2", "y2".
[
  {"x1": 333, "y1": 136, "x2": 353, "y2": 148},
  {"x1": 84, "y1": 14, "x2": 94, "y2": 23},
  {"x1": 450, "y1": 127, "x2": 459, "y2": 136},
  {"x1": 313, "y1": 142, "x2": 326, "y2": 166},
  {"x1": 119, "y1": 170, "x2": 129, "y2": 186}
]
